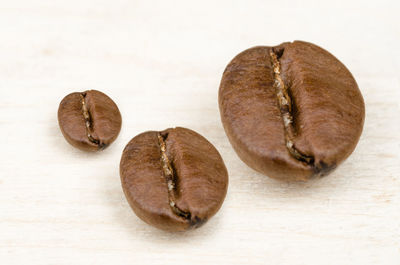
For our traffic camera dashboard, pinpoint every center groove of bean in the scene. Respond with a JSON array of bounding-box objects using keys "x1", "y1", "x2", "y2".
[
  {"x1": 157, "y1": 133, "x2": 191, "y2": 219},
  {"x1": 80, "y1": 93, "x2": 101, "y2": 146},
  {"x1": 269, "y1": 49, "x2": 314, "y2": 164}
]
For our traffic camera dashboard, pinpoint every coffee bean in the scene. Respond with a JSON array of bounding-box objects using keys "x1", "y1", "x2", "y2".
[
  {"x1": 120, "y1": 127, "x2": 228, "y2": 231},
  {"x1": 58, "y1": 90, "x2": 122, "y2": 152},
  {"x1": 219, "y1": 41, "x2": 365, "y2": 181}
]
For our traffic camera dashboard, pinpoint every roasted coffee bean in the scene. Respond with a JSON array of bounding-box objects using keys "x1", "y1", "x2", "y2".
[
  {"x1": 58, "y1": 90, "x2": 122, "y2": 152},
  {"x1": 219, "y1": 41, "x2": 365, "y2": 181},
  {"x1": 120, "y1": 127, "x2": 228, "y2": 232}
]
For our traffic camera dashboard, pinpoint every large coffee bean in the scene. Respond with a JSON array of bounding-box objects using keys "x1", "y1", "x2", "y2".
[{"x1": 219, "y1": 41, "x2": 365, "y2": 181}]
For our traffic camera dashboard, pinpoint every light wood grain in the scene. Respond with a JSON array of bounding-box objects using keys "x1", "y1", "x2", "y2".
[{"x1": 0, "y1": 0, "x2": 399, "y2": 264}]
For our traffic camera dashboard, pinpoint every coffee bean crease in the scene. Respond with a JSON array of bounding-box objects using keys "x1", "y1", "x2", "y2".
[
  {"x1": 270, "y1": 49, "x2": 314, "y2": 165},
  {"x1": 80, "y1": 92, "x2": 102, "y2": 147},
  {"x1": 157, "y1": 132, "x2": 191, "y2": 220}
]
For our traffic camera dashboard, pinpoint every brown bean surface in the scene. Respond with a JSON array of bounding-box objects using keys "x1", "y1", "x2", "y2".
[
  {"x1": 58, "y1": 90, "x2": 122, "y2": 151},
  {"x1": 219, "y1": 41, "x2": 365, "y2": 181},
  {"x1": 120, "y1": 127, "x2": 228, "y2": 232}
]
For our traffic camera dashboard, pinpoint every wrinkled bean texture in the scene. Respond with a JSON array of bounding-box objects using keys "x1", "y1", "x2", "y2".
[
  {"x1": 219, "y1": 41, "x2": 365, "y2": 181},
  {"x1": 120, "y1": 127, "x2": 228, "y2": 232},
  {"x1": 58, "y1": 90, "x2": 122, "y2": 152}
]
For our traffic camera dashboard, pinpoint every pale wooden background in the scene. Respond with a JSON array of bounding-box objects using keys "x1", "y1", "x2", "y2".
[{"x1": 0, "y1": 0, "x2": 399, "y2": 264}]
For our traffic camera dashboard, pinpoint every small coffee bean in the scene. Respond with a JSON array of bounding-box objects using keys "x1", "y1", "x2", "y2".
[
  {"x1": 219, "y1": 41, "x2": 365, "y2": 181},
  {"x1": 120, "y1": 127, "x2": 228, "y2": 232},
  {"x1": 58, "y1": 90, "x2": 122, "y2": 152}
]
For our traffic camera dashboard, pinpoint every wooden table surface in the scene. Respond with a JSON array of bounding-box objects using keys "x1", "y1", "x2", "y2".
[{"x1": 1, "y1": 0, "x2": 399, "y2": 264}]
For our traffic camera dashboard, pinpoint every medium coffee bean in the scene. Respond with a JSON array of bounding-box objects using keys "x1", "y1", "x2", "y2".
[
  {"x1": 120, "y1": 127, "x2": 228, "y2": 232},
  {"x1": 58, "y1": 90, "x2": 122, "y2": 152},
  {"x1": 219, "y1": 41, "x2": 365, "y2": 181}
]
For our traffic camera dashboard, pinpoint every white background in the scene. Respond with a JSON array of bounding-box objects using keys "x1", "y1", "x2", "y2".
[{"x1": 0, "y1": 0, "x2": 399, "y2": 264}]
